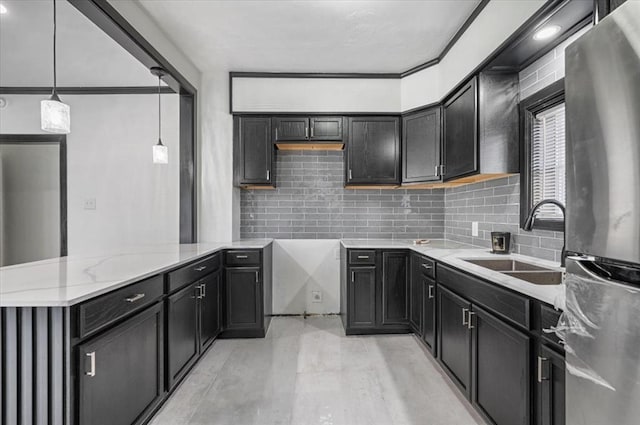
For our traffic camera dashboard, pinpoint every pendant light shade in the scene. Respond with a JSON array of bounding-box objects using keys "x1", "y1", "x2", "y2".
[
  {"x1": 41, "y1": 0, "x2": 70, "y2": 134},
  {"x1": 151, "y1": 67, "x2": 168, "y2": 164}
]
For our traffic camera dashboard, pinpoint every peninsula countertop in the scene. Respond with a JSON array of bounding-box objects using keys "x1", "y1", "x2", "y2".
[{"x1": 0, "y1": 240, "x2": 273, "y2": 307}]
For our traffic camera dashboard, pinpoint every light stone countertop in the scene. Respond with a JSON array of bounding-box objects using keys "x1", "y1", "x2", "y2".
[
  {"x1": 341, "y1": 239, "x2": 565, "y2": 307},
  {"x1": 0, "y1": 240, "x2": 272, "y2": 307}
]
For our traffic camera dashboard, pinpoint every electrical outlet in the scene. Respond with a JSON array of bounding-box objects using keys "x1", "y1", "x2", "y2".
[
  {"x1": 312, "y1": 291, "x2": 322, "y2": 303},
  {"x1": 472, "y1": 221, "x2": 479, "y2": 237},
  {"x1": 84, "y1": 198, "x2": 96, "y2": 210}
]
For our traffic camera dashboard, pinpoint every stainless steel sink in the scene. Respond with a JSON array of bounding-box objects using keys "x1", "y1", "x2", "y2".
[{"x1": 463, "y1": 258, "x2": 563, "y2": 285}]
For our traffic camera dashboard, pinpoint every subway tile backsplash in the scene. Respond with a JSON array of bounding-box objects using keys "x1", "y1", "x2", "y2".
[
  {"x1": 240, "y1": 151, "x2": 445, "y2": 240},
  {"x1": 444, "y1": 175, "x2": 564, "y2": 263},
  {"x1": 240, "y1": 152, "x2": 564, "y2": 263}
]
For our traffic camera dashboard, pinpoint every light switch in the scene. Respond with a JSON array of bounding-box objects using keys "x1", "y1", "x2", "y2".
[
  {"x1": 472, "y1": 221, "x2": 479, "y2": 237},
  {"x1": 84, "y1": 198, "x2": 96, "y2": 210}
]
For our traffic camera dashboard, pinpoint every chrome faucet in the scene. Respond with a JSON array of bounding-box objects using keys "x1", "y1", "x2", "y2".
[{"x1": 523, "y1": 199, "x2": 566, "y2": 267}]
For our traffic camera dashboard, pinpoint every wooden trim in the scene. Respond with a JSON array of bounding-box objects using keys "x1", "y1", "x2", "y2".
[
  {"x1": 275, "y1": 143, "x2": 344, "y2": 151},
  {"x1": 344, "y1": 185, "x2": 400, "y2": 190},
  {"x1": 446, "y1": 173, "x2": 514, "y2": 184},
  {"x1": 519, "y1": 79, "x2": 565, "y2": 232},
  {"x1": 240, "y1": 185, "x2": 277, "y2": 190},
  {"x1": 0, "y1": 86, "x2": 175, "y2": 95},
  {"x1": 0, "y1": 135, "x2": 67, "y2": 257}
]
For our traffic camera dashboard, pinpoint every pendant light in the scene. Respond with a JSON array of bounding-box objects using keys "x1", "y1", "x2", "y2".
[
  {"x1": 150, "y1": 67, "x2": 168, "y2": 164},
  {"x1": 41, "y1": 0, "x2": 70, "y2": 134}
]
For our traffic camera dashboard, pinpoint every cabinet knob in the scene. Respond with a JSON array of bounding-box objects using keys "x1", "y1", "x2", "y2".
[
  {"x1": 85, "y1": 352, "x2": 96, "y2": 377},
  {"x1": 348, "y1": 169, "x2": 353, "y2": 180},
  {"x1": 428, "y1": 285, "x2": 434, "y2": 299},
  {"x1": 255, "y1": 271, "x2": 259, "y2": 283},
  {"x1": 267, "y1": 170, "x2": 270, "y2": 180},
  {"x1": 462, "y1": 308, "x2": 469, "y2": 326},
  {"x1": 467, "y1": 311, "x2": 475, "y2": 329},
  {"x1": 310, "y1": 124, "x2": 314, "y2": 138},
  {"x1": 538, "y1": 356, "x2": 549, "y2": 382},
  {"x1": 435, "y1": 165, "x2": 439, "y2": 177}
]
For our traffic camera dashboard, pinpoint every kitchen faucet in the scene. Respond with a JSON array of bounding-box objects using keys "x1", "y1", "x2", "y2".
[{"x1": 523, "y1": 199, "x2": 566, "y2": 267}]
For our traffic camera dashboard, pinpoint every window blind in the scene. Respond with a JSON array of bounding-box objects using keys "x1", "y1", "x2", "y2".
[{"x1": 531, "y1": 103, "x2": 566, "y2": 219}]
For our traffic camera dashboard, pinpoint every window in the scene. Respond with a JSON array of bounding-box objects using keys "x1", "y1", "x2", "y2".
[{"x1": 520, "y1": 79, "x2": 565, "y2": 231}]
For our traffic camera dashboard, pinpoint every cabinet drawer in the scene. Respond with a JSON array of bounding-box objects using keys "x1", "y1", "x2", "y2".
[
  {"x1": 540, "y1": 304, "x2": 564, "y2": 350},
  {"x1": 437, "y1": 264, "x2": 531, "y2": 329},
  {"x1": 225, "y1": 250, "x2": 261, "y2": 266},
  {"x1": 167, "y1": 253, "x2": 221, "y2": 292},
  {"x1": 417, "y1": 256, "x2": 435, "y2": 279},
  {"x1": 78, "y1": 275, "x2": 164, "y2": 338},
  {"x1": 348, "y1": 250, "x2": 376, "y2": 264}
]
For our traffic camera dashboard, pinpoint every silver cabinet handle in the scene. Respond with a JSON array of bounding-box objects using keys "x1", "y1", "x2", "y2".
[
  {"x1": 275, "y1": 127, "x2": 278, "y2": 140},
  {"x1": 86, "y1": 352, "x2": 96, "y2": 377},
  {"x1": 349, "y1": 169, "x2": 353, "y2": 180},
  {"x1": 196, "y1": 284, "x2": 204, "y2": 299},
  {"x1": 351, "y1": 271, "x2": 355, "y2": 282},
  {"x1": 462, "y1": 308, "x2": 469, "y2": 326},
  {"x1": 440, "y1": 165, "x2": 446, "y2": 176},
  {"x1": 305, "y1": 126, "x2": 309, "y2": 138},
  {"x1": 421, "y1": 263, "x2": 432, "y2": 270},
  {"x1": 255, "y1": 271, "x2": 259, "y2": 282},
  {"x1": 435, "y1": 165, "x2": 439, "y2": 177},
  {"x1": 428, "y1": 285, "x2": 434, "y2": 299},
  {"x1": 467, "y1": 311, "x2": 475, "y2": 329},
  {"x1": 201, "y1": 283, "x2": 206, "y2": 298},
  {"x1": 267, "y1": 170, "x2": 270, "y2": 180},
  {"x1": 194, "y1": 266, "x2": 207, "y2": 272},
  {"x1": 357, "y1": 256, "x2": 369, "y2": 259},
  {"x1": 310, "y1": 124, "x2": 314, "y2": 138},
  {"x1": 538, "y1": 356, "x2": 549, "y2": 382},
  {"x1": 236, "y1": 255, "x2": 248, "y2": 259},
  {"x1": 125, "y1": 293, "x2": 145, "y2": 303}
]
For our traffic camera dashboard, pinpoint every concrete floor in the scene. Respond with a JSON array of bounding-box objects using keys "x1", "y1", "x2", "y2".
[{"x1": 150, "y1": 316, "x2": 485, "y2": 425}]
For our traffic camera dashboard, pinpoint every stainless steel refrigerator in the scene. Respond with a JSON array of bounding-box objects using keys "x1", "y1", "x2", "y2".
[{"x1": 563, "y1": 1, "x2": 640, "y2": 424}]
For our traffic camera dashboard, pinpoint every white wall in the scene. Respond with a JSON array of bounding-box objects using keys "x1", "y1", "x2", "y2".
[
  {"x1": 272, "y1": 240, "x2": 341, "y2": 315},
  {"x1": 0, "y1": 94, "x2": 180, "y2": 255},
  {"x1": 232, "y1": 77, "x2": 401, "y2": 113}
]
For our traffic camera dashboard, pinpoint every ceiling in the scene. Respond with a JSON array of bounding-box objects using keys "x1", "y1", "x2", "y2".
[
  {"x1": 0, "y1": 0, "x2": 159, "y2": 87},
  {"x1": 137, "y1": 0, "x2": 483, "y2": 73}
]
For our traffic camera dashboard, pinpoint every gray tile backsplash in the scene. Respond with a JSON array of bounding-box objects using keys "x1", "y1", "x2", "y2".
[
  {"x1": 240, "y1": 151, "x2": 445, "y2": 240},
  {"x1": 444, "y1": 175, "x2": 564, "y2": 263}
]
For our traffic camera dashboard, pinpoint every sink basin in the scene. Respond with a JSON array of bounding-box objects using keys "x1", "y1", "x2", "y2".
[
  {"x1": 463, "y1": 259, "x2": 549, "y2": 272},
  {"x1": 502, "y1": 271, "x2": 564, "y2": 285},
  {"x1": 463, "y1": 258, "x2": 563, "y2": 285}
]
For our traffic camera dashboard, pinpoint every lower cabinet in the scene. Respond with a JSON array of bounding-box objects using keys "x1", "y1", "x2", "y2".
[
  {"x1": 437, "y1": 286, "x2": 472, "y2": 397},
  {"x1": 381, "y1": 251, "x2": 409, "y2": 326},
  {"x1": 348, "y1": 266, "x2": 377, "y2": 328},
  {"x1": 409, "y1": 254, "x2": 424, "y2": 334},
  {"x1": 224, "y1": 267, "x2": 262, "y2": 330},
  {"x1": 538, "y1": 345, "x2": 566, "y2": 425},
  {"x1": 77, "y1": 303, "x2": 164, "y2": 425},
  {"x1": 199, "y1": 269, "x2": 222, "y2": 351},
  {"x1": 421, "y1": 275, "x2": 436, "y2": 352},
  {"x1": 472, "y1": 305, "x2": 531, "y2": 425},
  {"x1": 167, "y1": 283, "x2": 200, "y2": 389}
]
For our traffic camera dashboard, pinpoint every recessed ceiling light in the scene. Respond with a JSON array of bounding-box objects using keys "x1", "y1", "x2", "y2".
[
  {"x1": 0, "y1": 4, "x2": 8, "y2": 14},
  {"x1": 533, "y1": 25, "x2": 561, "y2": 41}
]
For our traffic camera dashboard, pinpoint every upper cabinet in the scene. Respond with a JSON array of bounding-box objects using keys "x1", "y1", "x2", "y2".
[
  {"x1": 402, "y1": 107, "x2": 442, "y2": 184},
  {"x1": 273, "y1": 116, "x2": 343, "y2": 142},
  {"x1": 345, "y1": 116, "x2": 401, "y2": 185},
  {"x1": 233, "y1": 116, "x2": 275, "y2": 187},
  {"x1": 442, "y1": 73, "x2": 519, "y2": 182}
]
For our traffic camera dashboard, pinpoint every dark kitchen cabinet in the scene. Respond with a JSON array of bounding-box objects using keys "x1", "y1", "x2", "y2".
[
  {"x1": 78, "y1": 303, "x2": 164, "y2": 425},
  {"x1": 409, "y1": 255, "x2": 423, "y2": 334},
  {"x1": 348, "y1": 266, "x2": 377, "y2": 329},
  {"x1": 199, "y1": 270, "x2": 222, "y2": 351},
  {"x1": 273, "y1": 116, "x2": 343, "y2": 142},
  {"x1": 538, "y1": 345, "x2": 565, "y2": 425},
  {"x1": 381, "y1": 251, "x2": 409, "y2": 326},
  {"x1": 273, "y1": 117, "x2": 309, "y2": 141},
  {"x1": 345, "y1": 116, "x2": 401, "y2": 185},
  {"x1": 233, "y1": 116, "x2": 275, "y2": 186},
  {"x1": 471, "y1": 305, "x2": 531, "y2": 425},
  {"x1": 402, "y1": 107, "x2": 442, "y2": 183},
  {"x1": 224, "y1": 267, "x2": 262, "y2": 330},
  {"x1": 443, "y1": 77, "x2": 478, "y2": 181},
  {"x1": 167, "y1": 282, "x2": 200, "y2": 389},
  {"x1": 438, "y1": 285, "x2": 472, "y2": 397},
  {"x1": 422, "y1": 275, "x2": 436, "y2": 353},
  {"x1": 595, "y1": 0, "x2": 628, "y2": 22}
]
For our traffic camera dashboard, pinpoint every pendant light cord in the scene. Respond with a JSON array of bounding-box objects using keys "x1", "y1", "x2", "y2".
[
  {"x1": 52, "y1": 0, "x2": 57, "y2": 96},
  {"x1": 157, "y1": 74, "x2": 162, "y2": 144}
]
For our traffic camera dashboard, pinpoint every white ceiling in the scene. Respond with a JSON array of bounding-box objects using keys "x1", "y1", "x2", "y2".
[
  {"x1": 0, "y1": 0, "x2": 158, "y2": 87},
  {"x1": 137, "y1": 0, "x2": 483, "y2": 73}
]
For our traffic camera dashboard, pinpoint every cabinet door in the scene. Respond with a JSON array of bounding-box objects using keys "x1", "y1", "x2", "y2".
[
  {"x1": 409, "y1": 255, "x2": 423, "y2": 334},
  {"x1": 471, "y1": 305, "x2": 531, "y2": 425},
  {"x1": 310, "y1": 116, "x2": 343, "y2": 141},
  {"x1": 443, "y1": 77, "x2": 478, "y2": 181},
  {"x1": 422, "y1": 277, "x2": 436, "y2": 353},
  {"x1": 539, "y1": 345, "x2": 565, "y2": 425},
  {"x1": 346, "y1": 117, "x2": 401, "y2": 184},
  {"x1": 235, "y1": 116, "x2": 273, "y2": 184},
  {"x1": 381, "y1": 251, "x2": 409, "y2": 326},
  {"x1": 273, "y1": 117, "x2": 309, "y2": 141},
  {"x1": 438, "y1": 286, "x2": 472, "y2": 398},
  {"x1": 348, "y1": 266, "x2": 376, "y2": 328},
  {"x1": 225, "y1": 267, "x2": 262, "y2": 330},
  {"x1": 78, "y1": 303, "x2": 164, "y2": 425},
  {"x1": 199, "y1": 270, "x2": 222, "y2": 351},
  {"x1": 402, "y1": 107, "x2": 441, "y2": 183},
  {"x1": 167, "y1": 283, "x2": 199, "y2": 389}
]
